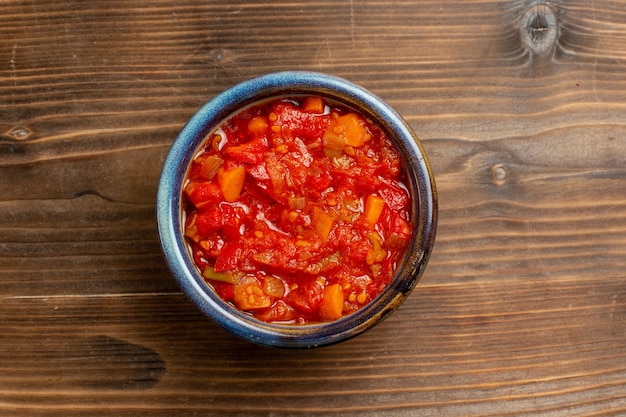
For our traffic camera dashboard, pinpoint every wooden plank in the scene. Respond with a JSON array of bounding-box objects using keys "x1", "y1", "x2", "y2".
[{"x1": 1, "y1": 0, "x2": 626, "y2": 415}]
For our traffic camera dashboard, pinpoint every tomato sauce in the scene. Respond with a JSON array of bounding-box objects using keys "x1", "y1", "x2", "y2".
[{"x1": 183, "y1": 96, "x2": 413, "y2": 324}]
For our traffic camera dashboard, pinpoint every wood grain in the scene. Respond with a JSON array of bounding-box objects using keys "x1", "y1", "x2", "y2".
[{"x1": 1, "y1": 0, "x2": 626, "y2": 415}]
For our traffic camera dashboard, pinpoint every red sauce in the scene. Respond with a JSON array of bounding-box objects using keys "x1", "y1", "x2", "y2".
[{"x1": 183, "y1": 96, "x2": 412, "y2": 324}]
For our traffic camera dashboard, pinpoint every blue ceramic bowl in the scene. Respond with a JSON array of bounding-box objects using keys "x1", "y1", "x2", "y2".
[{"x1": 157, "y1": 71, "x2": 437, "y2": 348}]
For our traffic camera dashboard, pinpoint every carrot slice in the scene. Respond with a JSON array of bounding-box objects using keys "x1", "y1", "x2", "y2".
[
  {"x1": 303, "y1": 96, "x2": 325, "y2": 114},
  {"x1": 312, "y1": 206, "x2": 335, "y2": 242},
  {"x1": 320, "y1": 283, "x2": 345, "y2": 321},
  {"x1": 322, "y1": 112, "x2": 369, "y2": 154},
  {"x1": 364, "y1": 194, "x2": 386, "y2": 224},
  {"x1": 219, "y1": 166, "x2": 246, "y2": 202},
  {"x1": 337, "y1": 113, "x2": 368, "y2": 147},
  {"x1": 248, "y1": 116, "x2": 269, "y2": 134}
]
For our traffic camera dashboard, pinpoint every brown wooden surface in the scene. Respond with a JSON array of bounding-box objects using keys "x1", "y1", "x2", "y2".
[{"x1": 1, "y1": 0, "x2": 626, "y2": 415}]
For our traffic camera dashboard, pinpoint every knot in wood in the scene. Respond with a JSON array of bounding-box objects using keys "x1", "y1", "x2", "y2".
[
  {"x1": 7, "y1": 125, "x2": 34, "y2": 141},
  {"x1": 212, "y1": 49, "x2": 225, "y2": 62},
  {"x1": 520, "y1": 4, "x2": 557, "y2": 56},
  {"x1": 491, "y1": 163, "x2": 508, "y2": 185}
]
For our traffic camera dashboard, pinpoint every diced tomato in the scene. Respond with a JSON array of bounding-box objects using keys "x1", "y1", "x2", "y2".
[
  {"x1": 378, "y1": 179, "x2": 409, "y2": 211},
  {"x1": 195, "y1": 208, "x2": 224, "y2": 235},
  {"x1": 248, "y1": 232, "x2": 298, "y2": 271},
  {"x1": 243, "y1": 180, "x2": 276, "y2": 207},
  {"x1": 220, "y1": 111, "x2": 256, "y2": 146},
  {"x1": 305, "y1": 168, "x2": 333, "y2": 194},
  {"x1": 286, "y1": 164, "x2": 309, "y2": 189},
  {"x1": 190, "y1": 247, "x2": 210, "y2": 269},
  {"x1": 332, "y1": 164, "x2": 380, "y2": 193},
  {"x1": 340, "y1": 236, "x2": 371, "y2": 264},
  {"x1": 223, "y1": 137, "x2": 268, "y2": 164},
  {"x1": 213, "y1": 241, "x2": 242, "y2": 272},
  {"x1": 270, "y1": 101, "x2": 331, "y2": 143},
  {"x1": 286, "y1": 281, "x2": 323, "y2": 315},
  {"x1": 221, "y1": 223, "x2": 241, "y2": 242},
  {"x1": 196, "y1": 235, "x2": 222, "y2": 259},
  {"x1": 185, "y1": 181, "x2": 222, "y2": 208},
  {"x1": 380, "y1": 207, "x2": 412, "y2": 249},
  {"x1": 256, "y1": 300, "x2": 296, "y2": 322},
  {"x1": 378, "y1": 146, "x2": 403, "y2": 177},
  {"x1": 211, "y1": 280, "x2": 235, "y2": 302},
  {"x1": 264, "y1": 153, "x2": 287, "y2": 197},
  {"x1": 247, "y1": 163, "x2": 270, "y2": 181}
]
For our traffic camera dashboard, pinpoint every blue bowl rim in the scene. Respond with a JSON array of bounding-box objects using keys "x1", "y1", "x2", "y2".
[{"x1": 157, "y1": 71, "x2": 437, "y2": 348}]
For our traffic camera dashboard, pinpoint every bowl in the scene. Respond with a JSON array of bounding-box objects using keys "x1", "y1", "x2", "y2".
[{"x1": 157, "y1": 71, "x2": 437, "y2": 348}]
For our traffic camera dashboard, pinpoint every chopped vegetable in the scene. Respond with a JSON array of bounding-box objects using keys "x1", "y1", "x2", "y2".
[
  {"x1": 322, "y1": 127, "x2": 348, "y2": 152},
  {"x1": 288, "y1": 195, "x2": 307, "y2": 210},
  {"x1": 184, "y1": 181, "x2": 222, "y2": 209},
  {"x1": 286, "y1": 281, "x2": 323, "y2": 315},
  {"x1": 248, "y1": 116, "x2": 269, "y2": 133},
  {"x1": 213, "y1": 241, "x2": 242, "y2": 272},
  {"x1": 218, "y1": 166, "x2": 246, "y2": 202},
  {"x1": 198, "y1": 155, "x2": 224, "y2": 180},
  {"x1": 322, "y1": 112, "x2": 369, "y2": 154},
  {"x1": 202, "y1": 266, "x2": 239, "y2": 284},
  {"x1": 303, "y1": 96, "x2": 325, "y2": 114},
  {"x1": 263, "y1": 275, "x2": 286, "y2": 298},
  {"x1": 233, "y1": 275, "x2": 272, "y2": 310},
  {"x1": 366, "y1": 232, "x2": 387, "y2": 265},
  {"x1": 223, "y1": 138, "x2": 267, "y2": 164},
  {"x1": 256, "y1": 300, "x2": 296, "y2": 322},
  {"x1": 364, "y1": 194, "x2": 386, "y2": 225},
  {"x1": 312, "y1": 206, "x2": 335, "y2": 242},
  {"x1": 184, "y1": 213, "x2": 200, "y2": 242},
  {"x1": 319, "y1": 283, "x2": 345, "y2": 321},
  {"x1": 336, "y1": 113, "x2": 368, "y2": 147},
  {"x1": 194, "y1": 208, "x2": 224, "y2": 235}
]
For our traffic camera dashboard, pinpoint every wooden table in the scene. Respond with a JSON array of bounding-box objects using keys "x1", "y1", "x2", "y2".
[{"x1": 2, "y1": 1, "x2": 625, "y2": 415}]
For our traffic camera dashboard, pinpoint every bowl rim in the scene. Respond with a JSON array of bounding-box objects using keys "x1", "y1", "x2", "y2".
[{"x1": 157, "y1": 71, "x2": 437, "y2": 348}]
